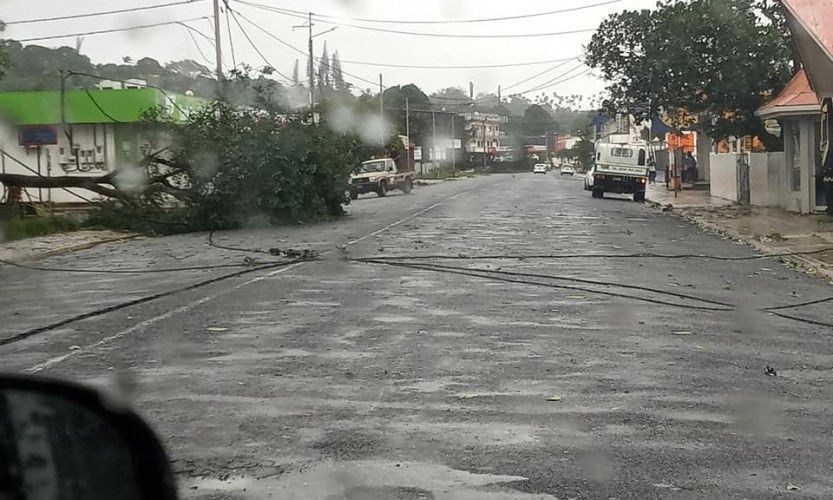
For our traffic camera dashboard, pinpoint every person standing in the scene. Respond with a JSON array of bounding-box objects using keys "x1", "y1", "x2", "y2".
[
  {"x1": 684, "y1": 152, "x2": 698, "y2": 182},
  {"x1": 648, "y1": 158, "x2": 657, "y2": 184}
]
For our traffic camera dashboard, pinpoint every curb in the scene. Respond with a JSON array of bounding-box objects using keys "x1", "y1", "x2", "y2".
[{"x1": 668, "y1": 208, "x2": 833, "y2": 282}]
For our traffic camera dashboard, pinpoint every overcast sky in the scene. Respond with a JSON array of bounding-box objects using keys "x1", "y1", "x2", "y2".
[{"x1": 2, "y1": 0, "x2": 657, "y2": 102}]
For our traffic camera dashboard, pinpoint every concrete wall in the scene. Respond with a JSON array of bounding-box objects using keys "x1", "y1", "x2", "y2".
[
  {"x1": 749, "y1": 152, "x2": 784, "y2": 207},
  {"x1": 709, "y1": 153, "x2": 739, "y2": 202}
]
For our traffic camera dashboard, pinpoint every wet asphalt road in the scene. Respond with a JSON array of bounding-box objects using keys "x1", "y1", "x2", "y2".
[{"x1": 2, "y1": 173, "x2": 833, "y2": 499}]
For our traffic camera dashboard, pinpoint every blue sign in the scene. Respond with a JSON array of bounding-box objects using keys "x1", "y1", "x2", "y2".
[{"x1": 19, "y1": 126, "x2": 58, "y2": 146}]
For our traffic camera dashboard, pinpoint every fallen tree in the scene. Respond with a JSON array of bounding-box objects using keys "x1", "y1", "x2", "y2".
[{"x1": 0, "y1": 172, "x2": 129, "y2": 204}]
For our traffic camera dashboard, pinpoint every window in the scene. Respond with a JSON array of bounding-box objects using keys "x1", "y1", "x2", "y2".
[
  {"x1": 787, "y1": 122, "x2": 801, "y2": 191},
  {"x1": 611, "y1": 147, "x2": 634, "y2": 158},
  {"x1": 638, "y1": 149, "x2": 646, "y2": 166}
]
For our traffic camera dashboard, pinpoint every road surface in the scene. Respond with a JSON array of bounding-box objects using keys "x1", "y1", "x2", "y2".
[{"x1": 2, "y1": 173, "x2": 833, "y2": 499}]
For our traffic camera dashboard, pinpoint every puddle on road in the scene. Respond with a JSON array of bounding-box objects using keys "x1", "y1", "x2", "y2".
[{"x1": 184, "y1": 460, "x2": 555, "y2": 500}]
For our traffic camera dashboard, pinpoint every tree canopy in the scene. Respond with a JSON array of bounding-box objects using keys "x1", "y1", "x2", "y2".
[{"x1": 585, "y1": 0, "x2": 793, "y2": 147}]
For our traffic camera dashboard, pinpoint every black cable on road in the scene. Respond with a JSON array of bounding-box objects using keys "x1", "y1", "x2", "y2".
[
  {"x1": 358, "y1": 247, "x2": 833, "y2": 262},
  {"x1": 767, "y1": 311, "x2": 833, "y2": 329},
  {"x1": 764, "y1": 295, "x2": 833, "y2": 312},
  {"x1": 359, "y1": 259, "x2": 734, "y2": 312},
  {"x1": 0, "y1": 258, "x2": 306, "y2": 348},
  {"x1": 0, "y1": 257, "x2": 289, "y2": 274}
]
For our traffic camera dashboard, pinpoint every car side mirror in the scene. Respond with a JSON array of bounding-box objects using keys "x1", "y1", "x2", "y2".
[
  {"x1": 0, "y1": 374, "x2": 178, "y2": 500},
  {"x1": 387, "y1": 166, "x2": 394, "y2": 172}
]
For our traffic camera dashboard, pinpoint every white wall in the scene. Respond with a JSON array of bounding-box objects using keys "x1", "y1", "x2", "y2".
[
  {"x1": 749, "y1": 152, "x2": 784, "y2": 207},
  {"x1": 709, "y1": 153, "x2": 739, "y2": 202},
  {"x1": 1, "y1": 123, "x2": 117, "y2": 204}
]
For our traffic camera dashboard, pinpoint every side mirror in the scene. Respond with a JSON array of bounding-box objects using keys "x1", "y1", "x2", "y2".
[
  {"x1": 387, "y1": 166, "x2": 394, "y2": 172},
  {"x1": 0, "y1": 374, "x2": 177, "y2": 500}
]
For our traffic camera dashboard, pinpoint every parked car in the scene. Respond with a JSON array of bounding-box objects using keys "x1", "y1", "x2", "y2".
[
  {"x1": 533, "y1": 163, "x2": 548, "y2": 174},
  {"x1": 584, "y1": 165, "x2": 596, "y2": 190},
  {"x1": 560, "y1": 164, "x2": 576, "y2": 176}
]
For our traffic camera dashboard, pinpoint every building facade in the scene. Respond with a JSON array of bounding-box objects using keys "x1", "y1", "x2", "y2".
[{"x1": 0, "y1": 86, "x2": 204, "y2": 205}]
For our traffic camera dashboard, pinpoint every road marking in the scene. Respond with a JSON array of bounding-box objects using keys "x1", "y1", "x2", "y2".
[{"x1": 26, "y1": 191, "x2": 468, "y2": 373}]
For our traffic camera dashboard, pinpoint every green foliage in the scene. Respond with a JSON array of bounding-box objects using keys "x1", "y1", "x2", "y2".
[
  {"x1": 523, "y1": 104, "x2": 553, "y2": 135},
  {"x1": 90, "y1": 101, "x2": 366, "y2": 234},
  {"x1": 585, "y1": 0, "x2": 793, "y2": 146},
  {"x1": 0, "y1": 215, "x2": 80, "y2": 242},
  {"x1": 0, "y1": 21, "x2": 8, "y2": 82}
]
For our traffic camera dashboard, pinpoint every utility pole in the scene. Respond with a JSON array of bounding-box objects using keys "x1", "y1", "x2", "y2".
[
  {"x1": 483, "y1": 115, "x2": 487, "y2": 170},
  {"x1": 431, "y1": 110, "x2": 437, "y2": 168},
  {"x1": 451, "y1": 112, "x2": 456, "y2": 176},
  {"x1": 405, "y1": 97, "x2": 410, "y2": 170},
  {"x1": 212, "y1": 0, "x2": 223, "y2": 83},
  {"x1": 379, "y1": 73, "x2": 384, "y2": 145},
  {"x1": 308, "y1": 13, "x2": 314, "y2": 110}
]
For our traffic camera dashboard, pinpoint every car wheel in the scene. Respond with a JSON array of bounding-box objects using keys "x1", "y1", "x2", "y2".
[
  {"x1": 349, "y1": 190, "x2": 358, "y2": 200},
  {"x1": 377, "y1": 181, "x2": 388, "y2": 197},
  {"x1": 634, "y1": 191, "x2": 646, "y2": 203},
  {"x1": 592, "y1": 188, "x2": 603, "y2": 199},
  {"x1": 402, "y1": 178, "x2": 413, "y2": 194}
]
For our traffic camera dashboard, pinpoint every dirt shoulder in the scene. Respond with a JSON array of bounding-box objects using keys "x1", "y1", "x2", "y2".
[{"x1": 0, "y1": 230, "x2": 139, "y2": 263}]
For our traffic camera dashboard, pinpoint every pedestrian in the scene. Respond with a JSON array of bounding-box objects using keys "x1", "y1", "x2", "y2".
[
  {"x1": 684, "y1": 152, "x2": 698, "y2": 182},
  {"x1": 648, "y1": 158, "x2": 657, "y2": 184}
]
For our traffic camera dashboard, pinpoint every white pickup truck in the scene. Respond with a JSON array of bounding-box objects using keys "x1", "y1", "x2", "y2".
[
  {"x1": 348, "y1": 158, "x2": 415, "y2": 199},
  {"x1": 589, "y1": 143, "x2": 650, "y2": 202}
]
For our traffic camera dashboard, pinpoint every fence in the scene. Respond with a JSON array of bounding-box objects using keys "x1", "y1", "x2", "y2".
[{"x1": 709, "y1": 152, "x2": 785, "y2": 207}]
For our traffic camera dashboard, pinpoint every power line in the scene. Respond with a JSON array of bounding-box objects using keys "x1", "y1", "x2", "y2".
[
  {"x1": 224, "y1": 1, "x2": 238, "y2": 69},
  {"x1": 15, "y1": 17, "x2": 209, "y2": 43},
  {"x1": 4, "y1": 0, "x2": 205, "y2": 25},
  {"x1": 83, "y1": 88, "x2": 126, "y2": 123},
  {"x1": 239, "y1": 4, "x2": 597, "y2": 39},
  {"x1": 234, "y1": 10, "x2": 379, "y2": 87},
  {"x1": 512, "y1": 62, "x2": 587, "y2": 95},
  {"x1": 236, "y1": 0, "x2": 621, "y2": 25},
  {"x1": 227, "y1": 9, "x2": 292, "y2": 81},
  {"x1": 65, "y1": 71, "x2": 194, "y2": 118},
  {"x1": 177, "y1": 21, "x2": 216, "y2": 45},
  {"x1": 502, "y1": 59, "x2": 579, "y2": 92},
  {"x1": 181, "y1": 24, "x2": 214, "y2": 64},
  {"x1": 516, "y1": 67, "x2": 591, "y2": 95},
  {"x1": 325, "y1": 56, "x2": 579, "y2": 70}
]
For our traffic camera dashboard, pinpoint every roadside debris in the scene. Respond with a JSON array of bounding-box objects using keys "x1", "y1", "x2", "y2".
[
  {"x1": 786, "y1": 482, "x2": 800, "y2": 491},
  {"x1": 69, "y1": 345, "x2": 81, "y2": 350},
  {"x1": 206, "y1": 326, "x2": 229, "y2": 332},
  {"x1": 546, "y1": 396, "x2": 562, "y2": 402},
  {"x1": 672, "y1": 331, "x2": 693, "y2": 336},
  {"x1": 765, "y1": 366, "x2": 778, "y2": 377}
]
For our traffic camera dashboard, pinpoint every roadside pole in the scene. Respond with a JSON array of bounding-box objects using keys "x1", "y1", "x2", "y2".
[
  {"x1": 451, "y1": 113, "x2": 456, "y2": 176},
  {"x1": 405, "y1": 97, "x2": 410, "y2": 170},
  {"x1": 431, "y1": 110, "x2": 437, "y2": 170},
  {"x1": 307, "y1": 13, "x2": 314, "y2": 111},
  {"x1": 212, "y1": 0, "x2": 223, "y2": 89},
  {"x1": 379, "y1": 74, "x2": 384, "y2": 146}
]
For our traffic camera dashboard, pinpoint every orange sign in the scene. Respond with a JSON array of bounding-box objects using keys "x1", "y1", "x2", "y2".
[{"x1": 667, "y1": 132, "x2": 695, "y2": 152}]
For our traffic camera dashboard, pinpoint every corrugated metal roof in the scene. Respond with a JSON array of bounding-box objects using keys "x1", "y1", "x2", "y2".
[
  {"x1": 782, "y1": 0, "x2": 833, "y2": 60},
  {"x1": 757, "y1": 68, "x2": 819, "y2": 116}
]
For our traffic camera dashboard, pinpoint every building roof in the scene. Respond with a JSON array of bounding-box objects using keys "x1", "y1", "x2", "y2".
[
  {"x1": 782, "y1": 0, "x2": 833, "y2": 98},
  {"x1": 756, "y1": 68, "x2": 820, "y2": 119},
  {"x1": 0, "y1": 88, "x2": 205, "y2": 126},
  {"x1": 782, "y1": 0, "x2": 833, "y2": 58}
]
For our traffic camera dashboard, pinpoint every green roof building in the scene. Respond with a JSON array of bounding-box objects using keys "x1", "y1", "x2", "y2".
[{"x1": 0, "y1": 87, "x2": 207, "y2": 205}]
